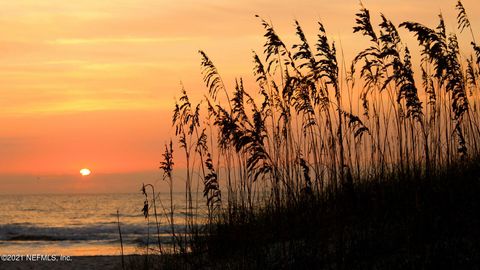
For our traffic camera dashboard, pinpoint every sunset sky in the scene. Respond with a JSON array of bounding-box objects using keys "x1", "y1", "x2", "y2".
[{"x1": 1, "y1": 0, "x2": 478, "y2": 193}]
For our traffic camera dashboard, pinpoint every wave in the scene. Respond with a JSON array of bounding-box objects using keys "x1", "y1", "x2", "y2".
[
  {"x1": 7, "y1": 235, "x2": 67, "y2": 241},
  {"x1": 0, "y1": 223, "x2": 190, "y2": 244},
  {"x1": 108, "y1": 213, "x2": 144, "y2": 218}
]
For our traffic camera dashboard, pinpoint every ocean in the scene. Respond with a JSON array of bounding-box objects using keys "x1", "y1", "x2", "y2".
[{"x1": 0, "y1": 193, "x2": 202, "y2": 256}]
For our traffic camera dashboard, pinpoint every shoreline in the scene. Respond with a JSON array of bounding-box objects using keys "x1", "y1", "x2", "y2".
[{"x1": 0, "y1": 254, "x2": 149, "y2": 270}]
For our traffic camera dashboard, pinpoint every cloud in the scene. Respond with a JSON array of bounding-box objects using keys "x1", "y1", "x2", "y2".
[{"x1": 49, "y1": 37, "x2": 190, "y2": 45}]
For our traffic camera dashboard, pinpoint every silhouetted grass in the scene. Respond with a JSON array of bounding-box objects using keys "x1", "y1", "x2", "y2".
[{"x1": 136, "y1": 1, "x2": 480, "y2": 269}]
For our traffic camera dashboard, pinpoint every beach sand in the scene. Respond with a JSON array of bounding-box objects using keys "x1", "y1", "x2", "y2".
[{"x1": 0, "y1": 255, "x2": 128, "y2": 270}]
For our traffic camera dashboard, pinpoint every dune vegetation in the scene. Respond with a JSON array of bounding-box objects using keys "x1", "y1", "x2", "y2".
[{"x1": 134, "y1": 1, "x2": 480, "y2": 269}]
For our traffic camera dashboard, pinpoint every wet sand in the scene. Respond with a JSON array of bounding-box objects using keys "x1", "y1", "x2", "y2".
[{"x1": 0, "y1": 255, "x2": 129, "y2": 270}]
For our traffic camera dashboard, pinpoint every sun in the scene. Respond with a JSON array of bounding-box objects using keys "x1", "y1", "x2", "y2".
[{"x1": 80, "y1": 168, "x2": 91, "y2": 176}]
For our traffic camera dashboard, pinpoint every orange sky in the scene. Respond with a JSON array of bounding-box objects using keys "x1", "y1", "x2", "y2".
[{"x1": 0, "y1": 0, "x2": 478, "y2": 193}]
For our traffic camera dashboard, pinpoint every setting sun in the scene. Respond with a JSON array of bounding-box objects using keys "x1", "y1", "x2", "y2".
[{"x1": 80, "y1": 168, "x2": 91, "y2": 176}]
